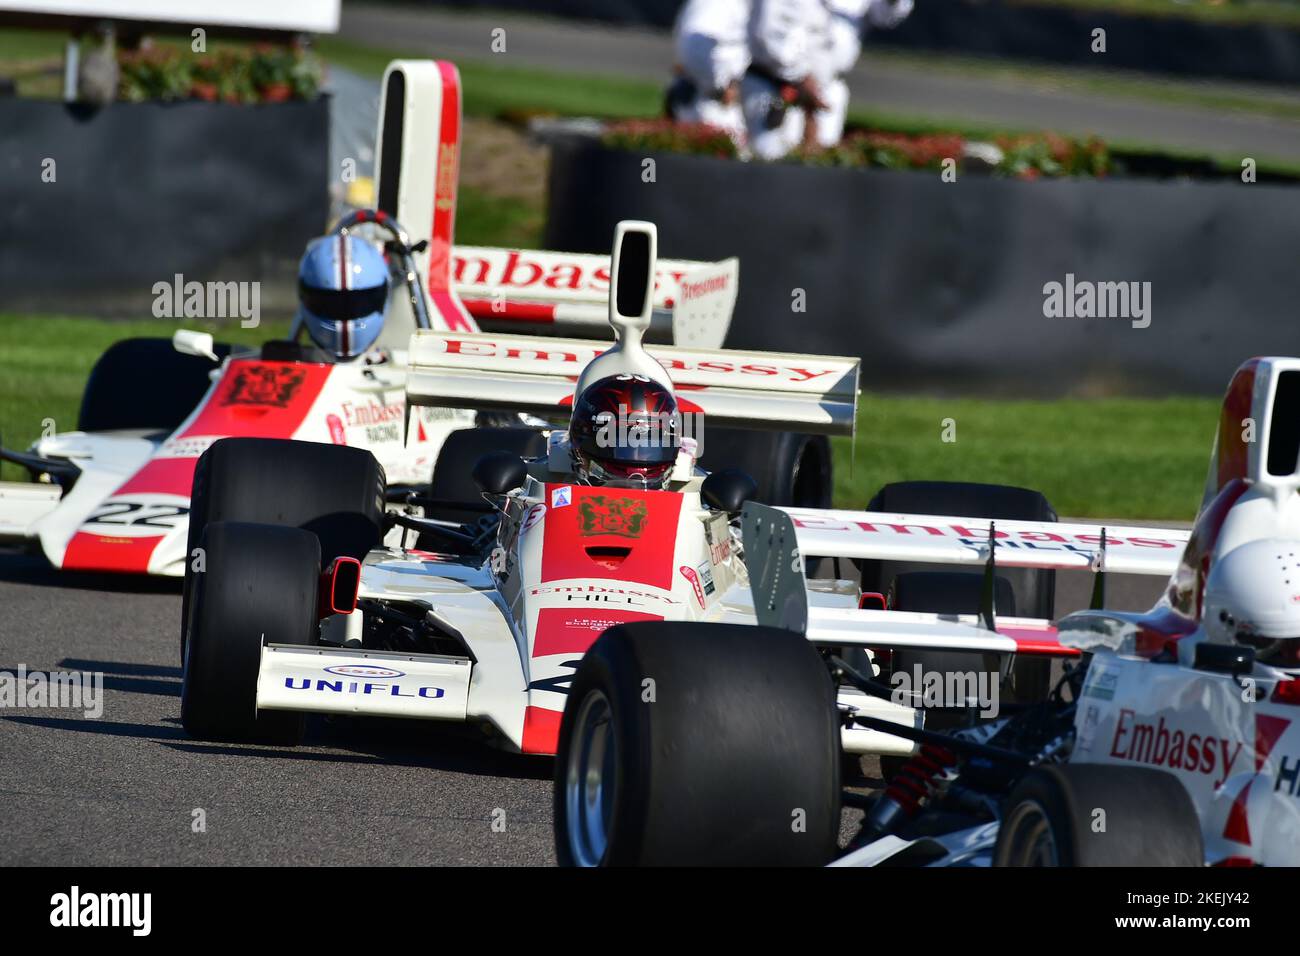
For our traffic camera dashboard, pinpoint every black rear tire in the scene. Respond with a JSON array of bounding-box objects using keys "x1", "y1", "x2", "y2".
[
  {"x1": 422, "y1": 426, "x2": 546, "y2": 528},
  {"x1": 554, "y1": 622, "x2": 841, "y2": 866},
  {"x1": 860, "y1": 481, "x2": 1058, "y2": 706},
  {"x1": 181, "y1": 521, "x2": 320, "y2": 745},
  {"x1": 182, "y1": 438, "x2": 385, "y2": 657},
  {"x1": 887, "y1": 571, "x2": 1020, "y2": 715},
  {"x1": 696, "y1": 428, "x2": 832, "y2": 509},
  {"x1": 79, "y1": 337, "x2": 232, "y2": 433},
  {"x1": 994, "y1": 764, "x2": 1204, "y2": 866}
]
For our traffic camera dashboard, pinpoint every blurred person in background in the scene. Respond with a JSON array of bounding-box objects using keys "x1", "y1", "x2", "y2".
[
  {"x1": 666, "y1": 0, "x2": 753, "y2": 146},
  {"x1": 742, "y1": 0, "x2": 912, "y2": 160},
  {"x1": 816, "y1": 0, "x2": 913, "y2": 145}
]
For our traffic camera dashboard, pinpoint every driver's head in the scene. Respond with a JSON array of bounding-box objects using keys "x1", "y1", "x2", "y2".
[
  {"x1": 297, "y1": 234, "x2": 388, "y2": 360},
  {"x1": 569, "y1": 374, "x2": 681, "y2": 489}
]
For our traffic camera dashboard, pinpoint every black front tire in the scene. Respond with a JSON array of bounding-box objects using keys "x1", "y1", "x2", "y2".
[
  {"x1": 181, "y1": 521, "x2": 320, "y2": 745},
  {"x1": 182, "y1": 438, "x2": 386, "y2": 658},
  {"x1": 994, "y1": 764, "x2": 1204, "y2": 866},
  {"x1": 554, "y1": 622, "x2": 841, "y2": 866}
]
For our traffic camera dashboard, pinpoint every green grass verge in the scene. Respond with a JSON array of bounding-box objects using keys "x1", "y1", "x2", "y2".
[
  {"x1": 1014, "y1": 0, "x2": 1300, "y2": 28},
  {"x1": 315, "y1": 37, "x2": 662, "y2": 119},
  {"x1": 0, "y1": 315, "x2": 288, "y2": 482},
  {"x1": 870, "y1": 46, "x2": 1300, "y2": 126},
  {"x1": 457, "y1": 184, "x2": 544, "y2": 248},
  {"x1": 831, "y1": 394, "x2": 1215, "y2": 520},
  {"x1": 1, "y1": 315, "x2": 1213, "y2": 518}
]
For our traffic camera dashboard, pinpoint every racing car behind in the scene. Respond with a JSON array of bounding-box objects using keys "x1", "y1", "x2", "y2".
[{"x1": 0, "y1": 59, "x2": 768, "y2": 577}]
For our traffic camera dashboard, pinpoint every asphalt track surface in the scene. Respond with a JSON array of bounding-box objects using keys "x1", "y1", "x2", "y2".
[
  {"x1": 0, "y1": 529, "x2": 1169, "y2": 865},
  {"x1": 340, "y1": 4, "x2": 1300, "y2": 162}
]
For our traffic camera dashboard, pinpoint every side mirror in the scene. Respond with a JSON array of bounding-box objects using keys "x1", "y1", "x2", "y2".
[
  {"x1": 1193, "y1": 641, "x2": 1255, "y2": 677},
  {"x1": 701, "y1": 468, "x2": 757, "y2": 514},
  {"x1": 473, "y1": 452, "x2": 527, "y2": 495},
  {"x1": 173, "y1": 329, "x2": 219, "y2": 362}
]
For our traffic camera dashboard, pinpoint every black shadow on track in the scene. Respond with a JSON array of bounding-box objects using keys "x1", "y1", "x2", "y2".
[{"x1": 0, "y1": 549, "x2": 182, "y2": 595}]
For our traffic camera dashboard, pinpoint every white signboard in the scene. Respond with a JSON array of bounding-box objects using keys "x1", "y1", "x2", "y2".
[{"x1": 0, "y1": 0, "x2": 340, "y2": 33}]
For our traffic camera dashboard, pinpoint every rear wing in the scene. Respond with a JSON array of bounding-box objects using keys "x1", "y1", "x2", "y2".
[
  {"x1": 741, "y1": 503, "x2": 1189, "y2": 658},
  {"x1": 742, "y1": 503, "x2": 1045, "y2": 654},
  {"x1": 408, "y1": 219, "x2": 858, "y2": 436},
  {"x1": 453, "y1": 247, "x2": 740, "y2": 350},
  {"x1": 405, "y1": 330, "x2": 859, "y2": 435},
  {"x1": 780, "y1": 506, "x2": 1190, "y2": 576}
]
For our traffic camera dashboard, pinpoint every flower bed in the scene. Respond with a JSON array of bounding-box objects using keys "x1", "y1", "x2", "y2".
[
  {"x1": 118, "y1": 44, "x2": 322, "y2": 104},
  {"x1": 600, "y1": 118, "x2": 1112, "y2": 179}
]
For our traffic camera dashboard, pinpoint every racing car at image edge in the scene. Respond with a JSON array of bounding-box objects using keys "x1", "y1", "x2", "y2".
[{"x1": 552, "y1": 355, "x2": 1300, "y2": 866}]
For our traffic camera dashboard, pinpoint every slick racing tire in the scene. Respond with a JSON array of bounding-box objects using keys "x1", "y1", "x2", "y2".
[
  {"x1": 859, "y1": 481, "x2": 1058, "y2": 710},
  {"x1": 696, "y1": 428, "x2": 832, "y2": 509},
  {"x1": 78, "y1": 337, "x2": 232, "y2": 433},
  {"x1": 994, "y1": 764, "x2": 1204, "y2": 866},
  {"x1": 182, "y1": 438, "x2": 385, "y2": 658},
  {"x1": 422, "y1": 426, "x2": 547, "y2": 528},
  {"x1": 181, "y1": 521, "x2": 320, "y2": 745},
  {"x1": 554, "y1": 622, "x2": 841, "y2": 866}
]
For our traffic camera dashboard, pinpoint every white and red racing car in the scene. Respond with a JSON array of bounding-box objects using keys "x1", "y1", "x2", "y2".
[
  {"x1": 0, "y1": 59, "x2": 760, "y2": 577},
  {"x1": 176, "y1": 218, "x2": 859, "y2": 756},
  {"x1": 552, "y1": 357, "x2": 1300, "y2": 867}
]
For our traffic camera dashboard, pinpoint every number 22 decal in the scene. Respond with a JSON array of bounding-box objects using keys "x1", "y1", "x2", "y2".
[{"x1": 86, "y1": 502, "x2": 189, "y2": 529}]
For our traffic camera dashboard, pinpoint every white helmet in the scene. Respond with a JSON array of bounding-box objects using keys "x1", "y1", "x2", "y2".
[{"x1": 1203, "y1": 538, "x2": 1300, "y2": 645}]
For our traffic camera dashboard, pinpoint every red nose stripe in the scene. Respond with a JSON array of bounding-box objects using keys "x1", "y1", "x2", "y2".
[
  {"x1": 120, "y1": 359, "x2": 333, "y2": 500},
  {"x1": 521, "y1": 705, "x2": 563, "y2": 755},
  {"x1": 540, "y1": 485, "x2": 682, "y2": 591},
  {"x1": 62, "y1": 533, "x2": 163, "y2": 573},
  {"x1": 115, "y1": 456, "x2": 201, "y2": 497},
  {"x1": 532, "y1": 607, "x2": 661, "y2": 658},
  {"x1": 67, "y1": 360, "x2": 334, "y2": 573}
]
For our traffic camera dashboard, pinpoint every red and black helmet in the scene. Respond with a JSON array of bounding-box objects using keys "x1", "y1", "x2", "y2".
[{"x1": 569, "y1": 374, "x2": 681, "y2": 488}]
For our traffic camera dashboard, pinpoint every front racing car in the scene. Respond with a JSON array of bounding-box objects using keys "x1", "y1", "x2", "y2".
[{"x1": 177, "y1": 219, "x2": 870, "y2": 756}]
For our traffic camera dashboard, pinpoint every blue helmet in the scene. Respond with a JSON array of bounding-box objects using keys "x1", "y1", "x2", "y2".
[{"x1": 297, "y1": 234, "x2": 389, "y2": 359}]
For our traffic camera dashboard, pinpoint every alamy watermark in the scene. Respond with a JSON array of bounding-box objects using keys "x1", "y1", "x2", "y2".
[
  {"x1": 0, "y1": 665, "x2": 103, "y2": 718},
  {"x1": 1042, "y1": 273, "x2": 1151, "y2": 329},
  {"x1": 152, "y1": 273, "x2": 260, "y2": 328},
  {"x1": 50, "y1": 886, "x2": 150, "y2": 936},
  {"x1": 891, "y1": 664, "x2": 999, "y2": 719},
  {"x1": 594, "y1": 406, "x2": 705, "y2": 457}
]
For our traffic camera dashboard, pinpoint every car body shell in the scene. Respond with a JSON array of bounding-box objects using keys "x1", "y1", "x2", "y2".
[{"x1": 2, "y1": 352, "x2": 472, "y2": 576}]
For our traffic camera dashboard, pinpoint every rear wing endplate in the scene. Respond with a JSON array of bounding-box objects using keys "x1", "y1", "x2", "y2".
[{"x1": 453, "y1": 247, "x2": 740, "y2": 350}]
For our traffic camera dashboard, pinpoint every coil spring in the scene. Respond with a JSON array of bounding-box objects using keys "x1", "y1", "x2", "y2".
[{"x1": 883, "y1": 743, "x2": 959, "y2": 817}]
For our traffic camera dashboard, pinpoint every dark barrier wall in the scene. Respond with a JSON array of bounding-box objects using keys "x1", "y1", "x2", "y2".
[
  {"x1": 0, "y1": 97, "x2": 329, "y2": 317},
  {"x1": 544, "y1": 137, "x2": 1300, "y2": 397},
  {"x1": 425, "y1": 0, "x2": 1300, "y2": 85}
]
